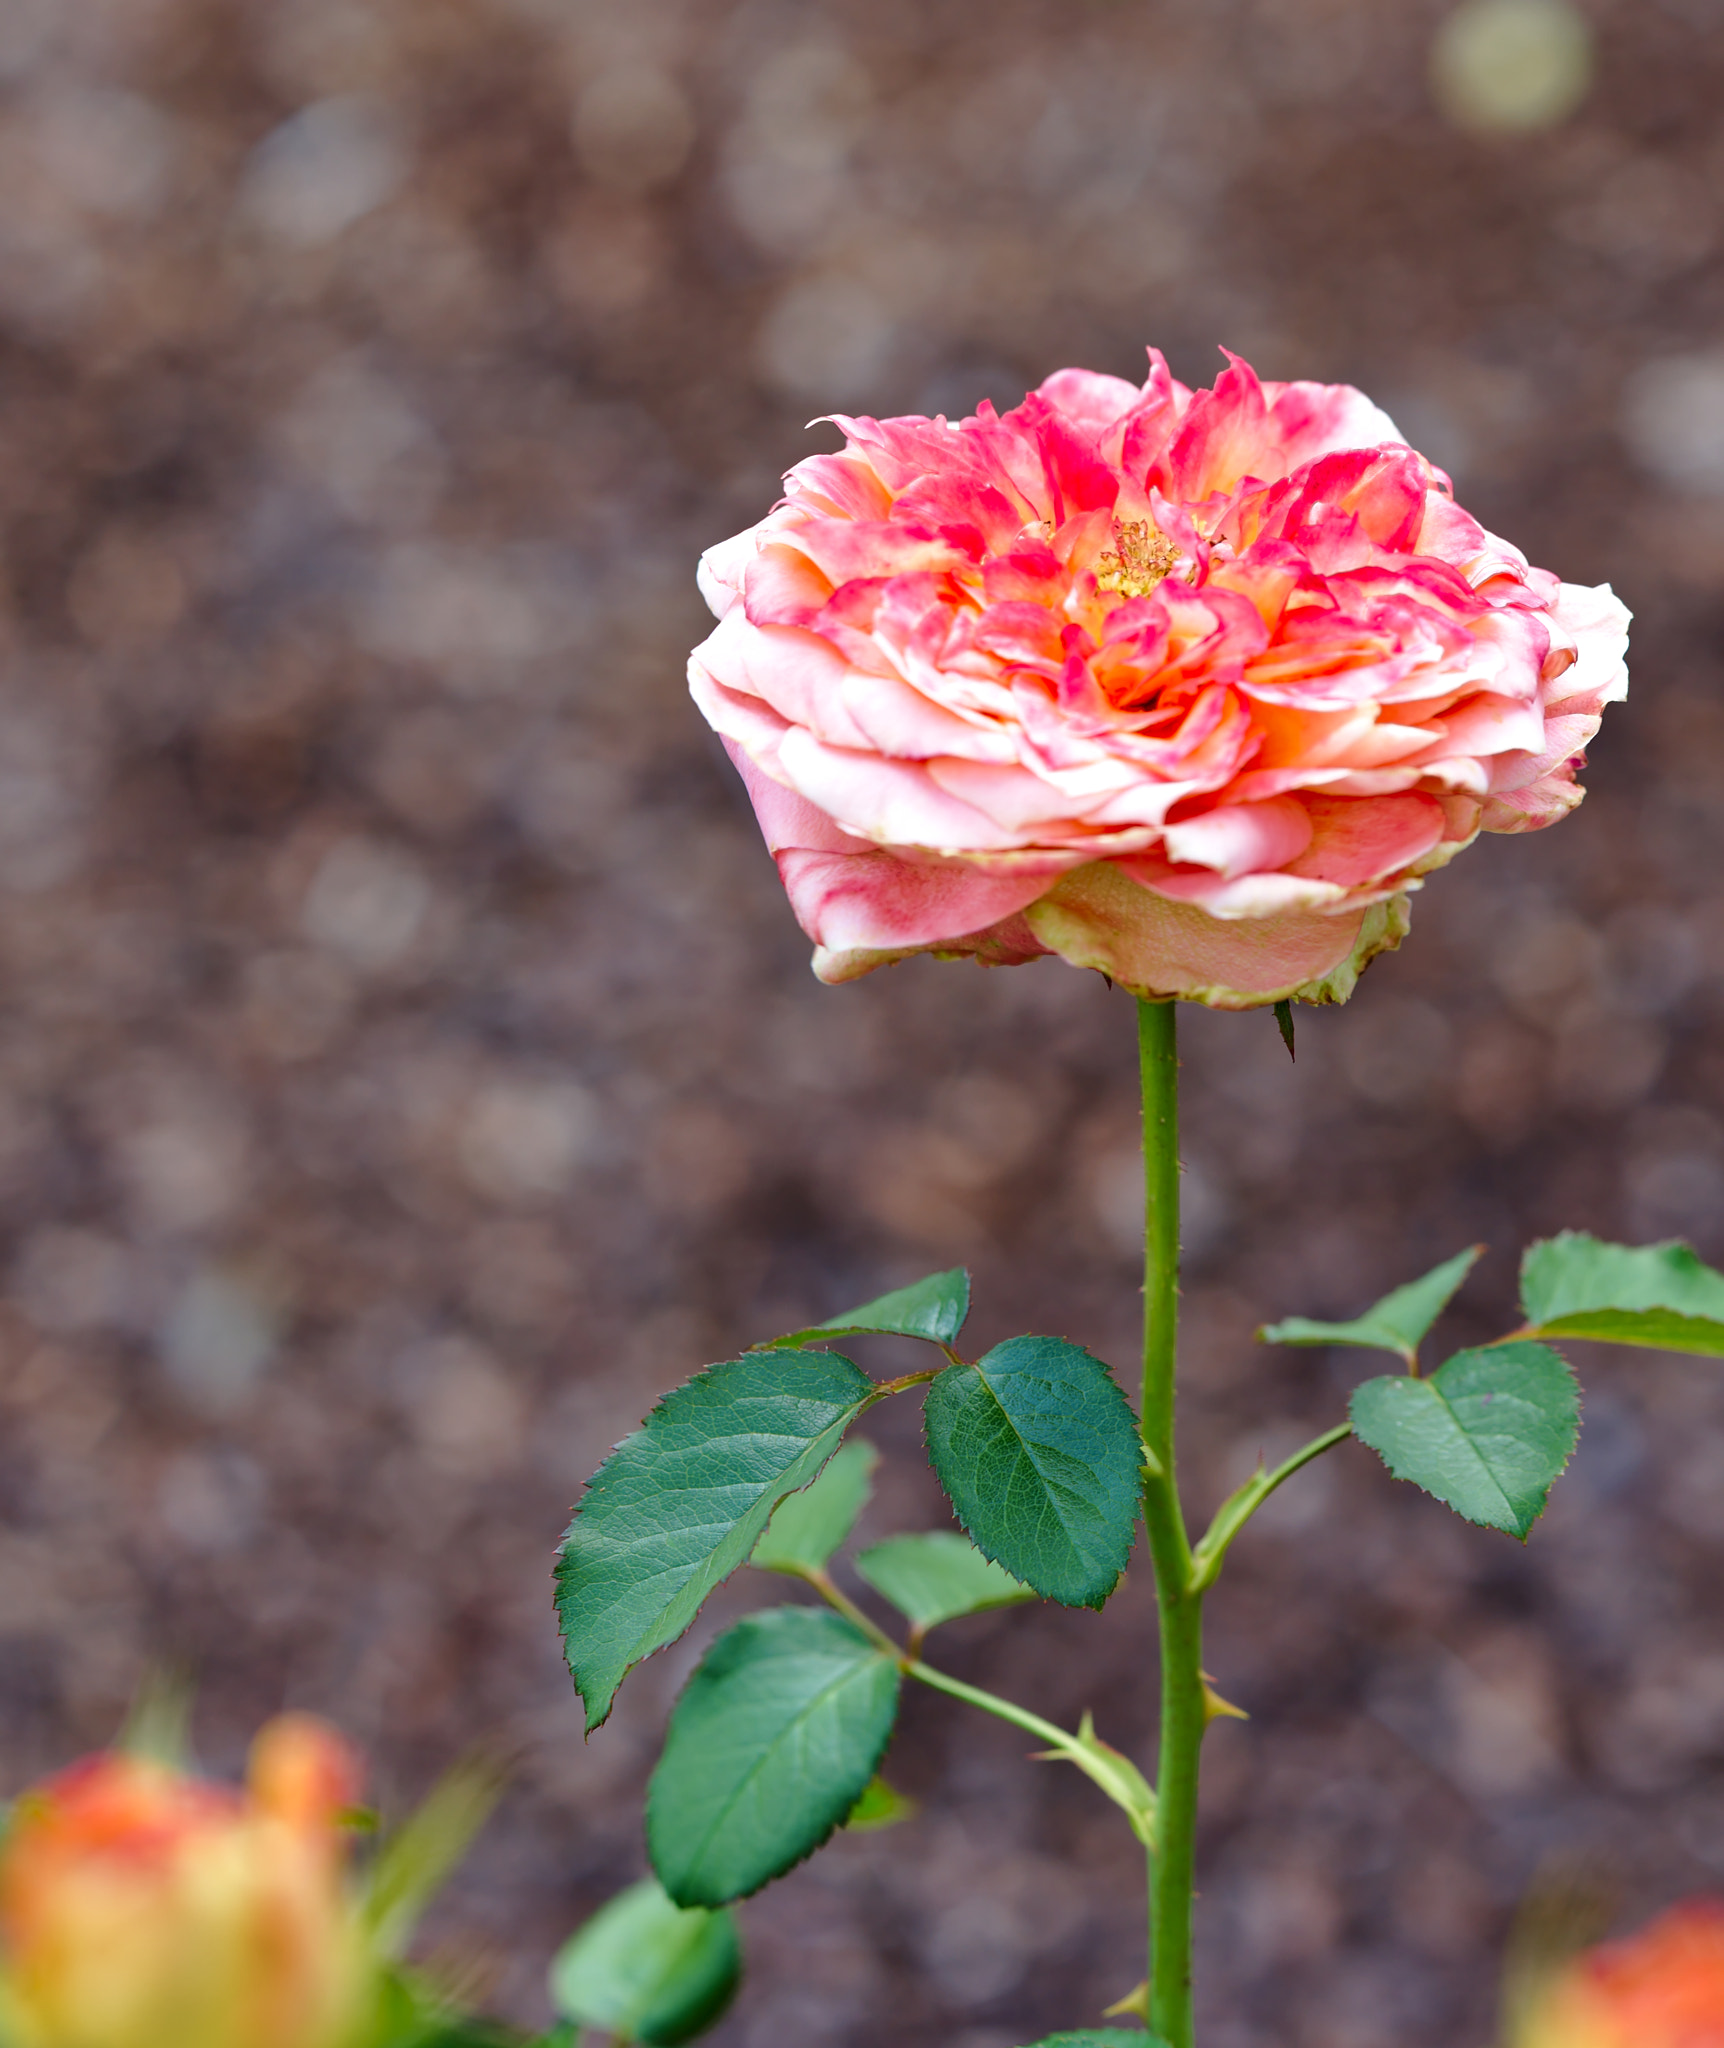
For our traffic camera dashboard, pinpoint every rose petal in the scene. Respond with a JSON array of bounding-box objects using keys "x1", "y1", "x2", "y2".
[
  {"x1": 1161, "y1": 797, "x2": 1314, "y2": 877},
  {"x1": 723, "y1": 739, "x2": 873, "y2": 856},
  {"x1": 776, "y1": 730, "x2": 1033, "y2": 850},
  {"x1": 781, "y1": 844, "x2": 1057, "y2": 960},
  {"x1": 1283, "y1": 792, "x2": 1446, "y2": 886}
]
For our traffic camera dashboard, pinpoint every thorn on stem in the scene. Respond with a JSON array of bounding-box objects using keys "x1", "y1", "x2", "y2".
[{"x1": 1201, "y1": 1672, "x2": 1250, "y2": 1724}]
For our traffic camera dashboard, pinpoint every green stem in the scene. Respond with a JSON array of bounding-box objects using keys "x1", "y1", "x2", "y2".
[
  {"x1": 1138, "y1": 997, "x2": 1201, "y2": 2048},
  {"x1": 907, "y1": 1662, "x2": 1155, "y2": 1846},
  {"x1": 1187, "y1": 1422, "x2": 1352, "y2": 1595},
  {"x1": 800, "y1": 1567, "x2": 907, "y2": 1660},
  {"x1": 908, "y1": 1659, "x2": 1088, "y2": 1753}
]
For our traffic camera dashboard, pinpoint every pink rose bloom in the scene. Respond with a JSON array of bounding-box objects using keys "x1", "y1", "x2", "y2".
[{"x1": 690, "y1": 350, "x2": 1630, "y2": 1007}]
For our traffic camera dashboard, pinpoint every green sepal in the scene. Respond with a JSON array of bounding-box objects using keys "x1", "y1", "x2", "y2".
[
  {"x1": 361, "y1": 1752, "x2": 506, "y2": 1958},
  {"x1": 1261, "y1": 1245, "x2": 1484, "y2": 1368},
  {"x1": 855, "y1": 1530, "x2": 1035, "y2": 1631},
  {"x1": 1274, "y1": 997, "x2": 1295, "y2": 1060},
  {"x1": 751, "y1": 1439, "x2": 878, "y2": 1575},
  {"x1": 1521, "y1": 1232, "x2": 1724, "y2": 1354},
  {"x1": 547, "y1": 1878, "x2": 741, "y2": 2046},
  {"x1": 1350, "y1": 1341, "x2": 1579, "y2": 1539},
  {"x1": 557, "y1": 1351, "x2": 874, "y2": 1729},
  {"x1": 924, "y1": 1335, "x2": 1140, "y2": 1609},
  {"x1": 647, "y1": 1607, "x2": 901, "y2": 1906},
  {"x1": 766, "y1": 1268, "x2": 971, "y2": 1349}
]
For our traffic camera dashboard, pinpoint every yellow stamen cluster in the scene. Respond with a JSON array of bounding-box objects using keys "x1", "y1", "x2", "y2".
[{"x1": 1095, "y1": 520, "x2": 1180, "y2": 599}]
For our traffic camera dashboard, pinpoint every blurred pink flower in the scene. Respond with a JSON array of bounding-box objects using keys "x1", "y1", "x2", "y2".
[
  {"x1": 0, "y1": 1717, "x2": 368, "y2": 2048},
  {"x1": 1517, "y1": 1899, "x2": 1724, "y2": 2048},
  {"x1": 690, "y1": 350, "x2": 1629, "y2": 1007}
]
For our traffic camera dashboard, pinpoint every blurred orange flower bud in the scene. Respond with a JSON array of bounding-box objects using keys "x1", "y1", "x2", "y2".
[
  {"x1": 0, "y1": 1716, "x2": 372, "y2": 2048},
  {"x1": 1520, "y1": 1898, "x2": 1724, "y2": 2048}
]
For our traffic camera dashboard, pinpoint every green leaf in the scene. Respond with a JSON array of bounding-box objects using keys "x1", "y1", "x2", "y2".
[
  {"x1": 923, "y1": 1336, "x2": 1140, "y2": 1609},
  {"x1": 1017, "y1": 2033, "x2": 1161, "y2": 2046},
  {"x1": 768, "y1": 1268, "x2": 971, "y2": 1348},
  {"x1": 372, "y1": 1966, "x2": 527, "y2": 2048},
  {"x1": 855, "y1": 1530, "x2": 1035, "y2": 1631},
  {"x1": 556, "y1": 1351, "x2": 875, "y2": 1730},
  {"x1": 1261, "y1": 1245, "x2": 1484, "y2": 1367},
  {"x1": 1521, "y1": 1232, "x2": 1724, "y2": 1355},
  {"x1": 843, "y1": 1773, "x2": 915, "y2": 1831},
  {"x1": 647, "y1": 1607, "x2": 900, "y2": 1907},
  {"x1": 548, "y1": 1877, "x2": 740, "y2": 2046},
  {"x1": 751, "y1": 1439, "x2": 878, "y2": 1575},
  {"x1": 362, "y1": 1752, "x2": 506, "y2": 1957},
  {"x1": 118, "y1": 1667, "x2": 193, "y2": 1768},
  {"x1": 1350, "y1": 1341, "x2": 1579, "y2": 1538},
  {"x1": 391, "y1": 2025, "x2": 526, "y2": 2048}
]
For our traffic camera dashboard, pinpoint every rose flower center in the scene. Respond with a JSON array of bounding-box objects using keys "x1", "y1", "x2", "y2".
[{"x1": 1094, "y1": 519, "x2": 1181, "y2": 599}]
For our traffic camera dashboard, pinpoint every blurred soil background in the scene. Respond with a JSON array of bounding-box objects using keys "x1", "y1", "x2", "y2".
[{"x1": 3, "y1": 0, "x2": 1724, "y2": 2042}]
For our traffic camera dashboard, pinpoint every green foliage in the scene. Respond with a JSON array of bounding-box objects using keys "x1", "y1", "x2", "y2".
[
  {"x1": 843, "y1": 1773, "x2": 915, "y2": 1831},
  {"x1": 768, "y1": 1267, "x2": 971, "y2": 1348},
  {"x1": 391, "y1": 2024, "x2": 525, "y2": 2048},
  {"x1": 362, "y1": 1753, "x2": 506, "y2": 1958},
  {"x1": 556, "y1": 1351, "x2": 874, "y2": 1729},
  {"x1": 924, "y1": 1336, "x2": 1140, "y2": 1609},
  {"x1": 647, "y1": 1607, "x2": 901, "y2": 1906},
  {"x1": 1350, "y1": 1342, "x2": 1579, "y2": 1538},
  {"x1": 1261, "y1": 1246, "x2": 1483, "y2": 1368},
  {"x1": 548, "y1": 1878, "x2": 741, "y2": 2046},
  {"x1": 1521, "y1": 1232, "x2": 1724, "y2": 1354},
  {"x1": 751, "y1": 1439, "x2": 878, "y2": 1575},
  {"x1": 1017, "y1": 2033, "x2": 1161, "y2": 2046},
  {"x1": 117, "y1": 1667, "x2": 193, "y2": 1767},
  {"x1": 372, "y1": 1969, "x2": 524, "y2": 2048},
  {"x1": 855, "y1": 1530, "x2": 1035, "y2": 1631}
]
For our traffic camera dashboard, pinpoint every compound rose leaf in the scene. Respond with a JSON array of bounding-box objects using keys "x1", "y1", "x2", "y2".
[
  {"x1": 1015, "y1": 2034, "x2": 1169, "y2": 2047},
  {"x1": 751, "y1": 1439, "x2": 879, "y2": 1575},
  {"x1": 924, "y1": 1336, "x2": 1140, "y2": 1609},
  {"x1": 842, "y1": 1774, "x2": 915, "y2": 1832},
  {"x1": 766, "y1": 1267, "x2": 971, "y2": 1350},
  {"x1": 1521, "y1": 1233, "x2": 1724, "y2": 1356},
  {"x1": 1350, "y1": 1341, "x2": 1579, "y2": 1539},
  {"x1": 556, "y1": 1351, "x2": 874, "y2": 1730},
  {"x1": 1261, "y1": 1245, "x2": 1484, "y2": 1367},
  {"x1": 855, "y1": 1531, "x2": 1035, "y2": 1632},
  {"x1": 647, "y1": 1609, "x2": 900, "y2": 1906},
  {"x1": 548, "y1": 1878, "x2": 741, "y2": 2047}
]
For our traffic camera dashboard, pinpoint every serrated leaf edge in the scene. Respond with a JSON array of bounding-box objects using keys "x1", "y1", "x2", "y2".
[
  {"x1": 922, "y1": 1348, "x2": 1136, "y2": 1612},
  {"x1": 555, "y1": 1351, "x2": 873, "y2": 1731},
  {"x1": 1349, "y1": 1347, "x2": 1581, "y2": 1541},
  {"x1": 646, "y1": 1614, "x2": 902, "y2": 1908}
]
